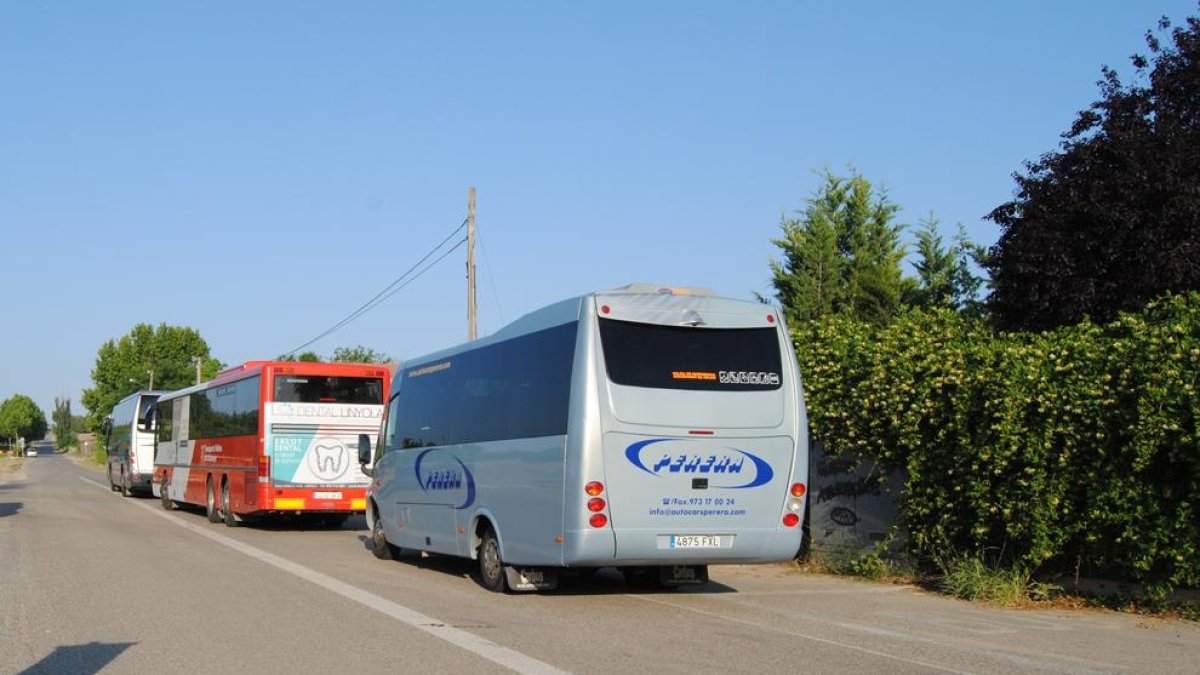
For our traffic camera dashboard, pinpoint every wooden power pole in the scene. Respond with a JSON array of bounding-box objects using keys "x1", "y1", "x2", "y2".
[{"x1": 467, "y1": 186, "x2": 478, "y2": 341}]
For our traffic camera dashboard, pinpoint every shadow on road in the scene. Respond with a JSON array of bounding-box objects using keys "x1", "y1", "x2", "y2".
[
  {"x1": 0, "y1": 502, "x2": 22, "y2": 517},
  {"x1": 353, "y1": 534, "x2": 738, "y2": 596},
  {"x1": 18, "y1": 641, "x2": 135, "y2": 675}
]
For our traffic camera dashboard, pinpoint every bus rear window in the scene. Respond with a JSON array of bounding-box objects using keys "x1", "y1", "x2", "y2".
[
  {"x1": 599, "y1": 318, "x2": 784, "y2": 391},
  {"x1": 273, "y1": 376, "x2": 384, "y2": 404}
]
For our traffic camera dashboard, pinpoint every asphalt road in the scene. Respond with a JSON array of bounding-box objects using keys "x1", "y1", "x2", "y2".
[{"x1": 2, "y1": 455, "x2": 1198, "y2": 674}]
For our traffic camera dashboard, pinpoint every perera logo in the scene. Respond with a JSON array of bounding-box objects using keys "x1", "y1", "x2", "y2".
[
  {"x1": 307, "y1": 439, "x2": 349, "y2": 481},
  {"x1": 719, "y1": 371, "x2": 781, "y2": 386},
  {"x1": 625, "y1": 438, "x2": 775, "y2": 489},
  {"x1": 414, "y1": 449, "x2": 477, "y2": 509}
]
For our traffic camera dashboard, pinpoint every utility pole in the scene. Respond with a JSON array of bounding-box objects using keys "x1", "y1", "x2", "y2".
[
  {"x1": 467, "y1": 186, "x2": 477, "y2": 341},
  {"x1": 148, "y1": 369, "x2": 154, "y2": 390},
  {"x1": 191, "y1": 357, "x2": 203, "y2": 384}
]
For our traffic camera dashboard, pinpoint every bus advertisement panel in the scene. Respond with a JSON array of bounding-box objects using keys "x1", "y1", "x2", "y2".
[{"x1": 154, "y1": 360, "x2": 389, "y2": 526}]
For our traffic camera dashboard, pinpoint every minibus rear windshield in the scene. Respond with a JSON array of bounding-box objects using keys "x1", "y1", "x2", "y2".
[
  {"x1": 598, "y1": 318, "x2": 783, "y2": 391},
  {"x1": 274, "y1": 376, "x2": 383, "y2": 404}
]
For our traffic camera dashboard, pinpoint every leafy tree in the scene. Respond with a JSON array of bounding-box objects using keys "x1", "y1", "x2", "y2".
[
  {"x1": 329, "y1": 345, "x2": 392, "y2": 364},
  {"x1": 770, "y1": 169, "x2": 906, "y2": 325},
  {"x1": 276, "y1": 351, "x2": 322, "y2": 362},
  {"x1": 987, "y1": 15, "x2": 1200, "y2": 331},
  {"x1": 905, "y1": 215, "x2": 988, "y2": 315},
  {"x1": 81, "y1": 323, "x2": 222, "y2": 432},
  {"x1": 52, "y1": 397, "x2": 76, "y2": 450},
  {"x1": 0, "y1": 395, "x2": 48, "y2": 448}
]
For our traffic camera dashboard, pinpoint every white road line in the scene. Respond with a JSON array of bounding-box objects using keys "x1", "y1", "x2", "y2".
[
  {"x1": 630, "y1": 594, "x2": 1116, "y2": 675},
  {"x1": 78, "y1": 476, "x2": 567, "y2": 675},
  {"x1": 628, "y1": 592, "x2": 977, "y2": 674}
]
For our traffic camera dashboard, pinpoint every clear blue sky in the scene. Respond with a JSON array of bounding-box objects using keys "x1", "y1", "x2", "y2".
[{"x1": 2, "y1": 1, "x2": 1195, "y2": 420}]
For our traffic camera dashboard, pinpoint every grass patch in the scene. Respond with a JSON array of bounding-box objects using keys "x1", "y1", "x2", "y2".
[
  {"x1": 800, "y1": 547, "x2": 913, "y2": 582},
  {"x1": 939, "y1": 556, "x2": 1033, "y2": 604},
  {"x1": 0, "y1": 456, "x2": 24, "y2": 474}
]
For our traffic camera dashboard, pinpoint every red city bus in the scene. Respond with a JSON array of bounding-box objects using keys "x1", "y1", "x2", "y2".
[{"x1": 151, "y1": 360, "x2": 390, "y2": 527}]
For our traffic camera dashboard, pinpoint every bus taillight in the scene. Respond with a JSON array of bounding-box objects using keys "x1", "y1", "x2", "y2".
[
  {"x1": 258, "y1": 456, "x2": 271, "y2": 483},
  {"x1": 585, "y1": 482, "x2": 608, "y2": 526},
  {"x1": 790, "y1": 483, "x2": 806, "y2": 498},
  {"x1": 782, "y1": 513, "x2": 800, "y2": 527}
]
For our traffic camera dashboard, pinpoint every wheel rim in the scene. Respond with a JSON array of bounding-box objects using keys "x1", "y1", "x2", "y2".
[
  {"x1": 222, "y1": 483, "x2": 230, "y2": 516},
  {"x1": 482, "y1": 538, "x2": 502, "y2": 583},
  {"x1": 373, "y1": 521, "x2": 386, "y2": 550},
  {"x1": 207, "y1": 483, "x2": 215, "y2": 513}
]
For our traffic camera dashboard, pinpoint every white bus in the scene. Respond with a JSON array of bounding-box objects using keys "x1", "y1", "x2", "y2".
[
  {"x1": 104, "y1": 390, "x2": 167, "y2": 497},
  {"x1": 359, "y1": 284, "x2": 809, "y2": 592}
]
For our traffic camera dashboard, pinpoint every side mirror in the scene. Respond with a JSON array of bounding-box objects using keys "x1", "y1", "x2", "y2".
[
  {"x1": 358, "y1": 434, "x2": 374, "y2": 477},
  {"x1": 102, "y1": 417, "x2": 113, "y2": 436}
]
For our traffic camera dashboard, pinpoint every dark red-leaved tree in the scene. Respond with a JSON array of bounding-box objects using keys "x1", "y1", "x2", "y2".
[{"x1": 986, "y1": 14, "x2": 1200, "y2": 331}]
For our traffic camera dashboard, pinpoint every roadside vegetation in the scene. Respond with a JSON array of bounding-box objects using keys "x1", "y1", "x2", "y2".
[{"x1": 772, "y1": 13, "x2": 1200, "y2": 614}]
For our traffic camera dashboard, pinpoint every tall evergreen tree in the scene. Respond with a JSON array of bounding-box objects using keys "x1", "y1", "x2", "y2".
[
  {"x1": 906, "y1": 215, "x2": 989, "y2": 314},
  {"x1": 770, "y1": 169, "x2": 906, "y2": 325},
  {"x1": 52, "y1": 397, "x2": 76, "y2": 450}
]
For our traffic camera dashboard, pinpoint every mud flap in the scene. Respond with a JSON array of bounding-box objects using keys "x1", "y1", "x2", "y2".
[
  {"x1": 661, "y1": 564, "x2": 709, "y2": 586},
  {"x1": 504, "y1": 566, "x2": 559, "y2": 591}
]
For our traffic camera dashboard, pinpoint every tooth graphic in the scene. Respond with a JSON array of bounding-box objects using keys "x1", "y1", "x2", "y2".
[{"x1": 314, "y1": 444, "x2": 343, "y2": 475}]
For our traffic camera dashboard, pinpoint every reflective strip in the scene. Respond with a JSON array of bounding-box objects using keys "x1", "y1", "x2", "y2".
[
  {"x1": 351, "y1": 498, "x2": 366, "y2": 510},
  {"x1": 274, "y1": 498, "x2": 305, "y2": 509}
]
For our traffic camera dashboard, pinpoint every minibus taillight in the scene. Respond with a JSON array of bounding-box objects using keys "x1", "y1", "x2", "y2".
[
  {"x1": 782, "y1": 513, "x2": 800, "y2": 527},
  {"x1": 585, "y1": 482, "x2": 608, "y2": 527},
  {"x1": 791, "y1": 483, "x2": 806, "y2": 498},
  {"x1": 258, "y1": 456, "x2": 271, "y2": 483}
]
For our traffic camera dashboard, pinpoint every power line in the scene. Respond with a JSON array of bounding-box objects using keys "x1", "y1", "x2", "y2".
[
  {"x1": 474, "y1": 219, "x2": 506, "y2": 330},
  {"x1": 281, "y1": 220, "x2": 467, "y2": 357}
]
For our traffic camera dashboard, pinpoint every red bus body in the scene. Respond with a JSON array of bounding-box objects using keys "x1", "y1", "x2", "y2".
[{"x1": 152, "y1": 360, "x2": 390, "y2": 523}]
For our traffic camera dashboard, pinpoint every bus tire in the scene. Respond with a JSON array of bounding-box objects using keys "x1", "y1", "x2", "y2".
[
  {"x1": 120, "y1": 469, "x2": 133, "y2": 498},
  {"x1": 108, "y1": 468, "x2": 119, "y2": 492},
  {"x1": 222, "y1": 479, "x2": 237, "y2": 528},
  {"x1": 205, "y1": 477, "x2": 220, "y2": 523},
  {"x1": 160, "y1": 475, "x2": 175, "y2": 511},
  {"x1": 478, "y1": 527, "x2": 509, "y2": 593},
  {"x1": 371, "y1": 516, "x2": 400, "y2": 560}
]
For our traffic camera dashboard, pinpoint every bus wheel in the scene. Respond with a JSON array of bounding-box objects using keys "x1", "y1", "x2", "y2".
[
  {"x1": 371, "y1": 517, "x2": 400, "y2": 560},
  {"x1": 160, "y1": 475, "x2": 175, "y2": 511},
  {"x1": 108, "y1": 468, "x2": 119, "y2": 492},
  {"x1": 120, "y1": 469, "x2": 133, "y2": 498},
  {"x1": 205, "y1": 478, "x2": 220, "y2": 523},
  {"x1": 478, "y1": 527, "x2": 509, "y2": 593},
  {"x1": 221, "y1": 479, "x2": 237, "y2": 528}
]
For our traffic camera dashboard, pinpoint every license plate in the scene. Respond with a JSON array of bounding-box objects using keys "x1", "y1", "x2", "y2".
[
  {"x1": 313, "y1": 491, "x2": 342, "y2": 500},
  {"x1": 670, "y1": 535, "x2": 721, "y2": 549}
]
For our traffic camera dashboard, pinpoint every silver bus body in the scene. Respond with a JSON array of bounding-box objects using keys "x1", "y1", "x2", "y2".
[
  {"x1": 365, "y1": 285, "x2": 808, "y2": 589},
  {"x1": 106, "y1": 390, "x2": 167, "y2": 496}
]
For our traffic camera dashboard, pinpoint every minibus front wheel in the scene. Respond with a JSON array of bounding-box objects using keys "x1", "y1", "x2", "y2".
[{"x1": 478, "y1": 526, "x2": 508, "y2": 593}]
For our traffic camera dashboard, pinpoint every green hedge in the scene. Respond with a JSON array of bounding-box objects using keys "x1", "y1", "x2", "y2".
[{"x1": 794, "y1": 294, "x2": 1200, "y2": 593}]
